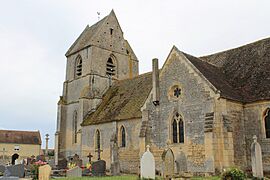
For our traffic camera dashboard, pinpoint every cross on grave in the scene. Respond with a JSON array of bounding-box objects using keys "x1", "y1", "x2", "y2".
[
  {"x1": 87, "y1": 153, "x2": 93, "y2": 163},
  {"x1": 174, "y1": 87, "x2": 181, "y2": 98},
  {"x1": 95, "y1": 148, "x2": 103, "y2": 160},
  {"x1": 0, "y1": 148, "x2": 8, "y2": 163}
]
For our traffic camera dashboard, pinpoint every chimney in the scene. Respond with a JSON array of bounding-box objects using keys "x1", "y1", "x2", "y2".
[{"x1": 152, "y1": 58, "x2": 160, "y2": 106}]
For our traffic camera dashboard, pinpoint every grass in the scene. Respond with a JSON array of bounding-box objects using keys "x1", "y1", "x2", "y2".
[
  {"x1": 191, "y1": 177, "x2": 220, "y2": 180},
  {"x1": 54, "y1": 175, "x2": 138, "y2": 180},
  {"x1": 54, "y1": 175, "x2": 221, "y2": 180}
]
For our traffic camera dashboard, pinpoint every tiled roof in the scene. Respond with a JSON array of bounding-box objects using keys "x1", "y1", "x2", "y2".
[
  {"x1": 201, "y1": 37, "x2": 270, "y2": 102},
  {"x1": 81, "y1": 72, "x2": 152, "y2": 126},
  {"x1": 0, "y1": 130, "x2": 41, "y2": 145},
  {"x1": 181, "y1": 52, "x2": 244, "y2": 101}
]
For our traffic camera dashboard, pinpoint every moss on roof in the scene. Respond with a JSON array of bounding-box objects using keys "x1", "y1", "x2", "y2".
[{"x1": 82, "y1": 72, "x2": 152, "y2": 126}]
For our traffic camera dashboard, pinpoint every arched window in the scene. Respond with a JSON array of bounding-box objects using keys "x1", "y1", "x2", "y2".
[
  {"x1": 106, "y1": 57, "x2": 116, "y2": 77},
  {"x1": 75, "y1": 55, "x2": 82, "y2": 77},
  {"x1": 179, "y1": 119, "x2": 184, "y2": 143},
  {"x1": 264, "y1": 108, "x2": 270, "y2": 138},
  {"x1": 73, "y1": 111, "x2": 78, "y2": 143},
  {"x1": 172, "y1": 113, "x2": 184, "y2": 144},
  {"x1": 120, "y1": 126, "x2": 126, "y2": 147},
  {"x1": 96, "y1": 130, "x2": 101, "y2": 150},
  {"x1": 172, "y1": 120, "x2": 178, "y2": 143}
]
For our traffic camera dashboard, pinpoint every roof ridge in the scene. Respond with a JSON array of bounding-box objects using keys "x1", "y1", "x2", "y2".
[{"x1": 201, "y1": 36, "x2": 270, "y2": 58}]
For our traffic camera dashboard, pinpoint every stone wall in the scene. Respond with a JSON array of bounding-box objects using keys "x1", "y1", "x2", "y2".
[
  {"x1": 81, "y1": 118, "x2": 141, "y2": 173},
  {"x1": 244, "y1": 101, "x2": 270, "y2": 171},
  {"x1": 143, "y1": 50, "x2": 217, "y2": 173}
]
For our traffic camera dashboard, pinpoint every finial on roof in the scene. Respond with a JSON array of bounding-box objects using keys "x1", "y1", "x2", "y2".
[
  {"x1": 146, "y1": 145, "x2": 150, "y2": 151},
  {"x1": 97, "y1": 12, "x2": 101, "y2": 20}
]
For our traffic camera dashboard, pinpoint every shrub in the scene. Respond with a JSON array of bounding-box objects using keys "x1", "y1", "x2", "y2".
[{"x1": 221, "y1": 167, "x2": 246, "y2": 180}]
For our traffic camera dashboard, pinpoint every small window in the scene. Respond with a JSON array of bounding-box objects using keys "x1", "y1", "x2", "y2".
[
  {"x1": 96, "y1": 130, "x2": 101, "y2": 150},
  {"x1": 106, "y1": 57, "x2": 116, "y2": 77},
  {"x1": 264, "y1": 108, "x2": 270, "y2": 138},
  {"x1": 169, "y1": 85, "x2": 182, "y2": 100},
  {"x1": 73, "y1": 111, "x2": 78, "y2": 143},
  {"x1": 110, "y1": 28, "x2": 113, "y2": 35},
  {"x1": 120, "y1": 126, "x2": 126, "y2": 147},
  {"x1": 14, "y1": 145, "x2": 20, "y2": 151},
  {"x1": 75, "y1": 55, "x2": 82, "y2": 77}
]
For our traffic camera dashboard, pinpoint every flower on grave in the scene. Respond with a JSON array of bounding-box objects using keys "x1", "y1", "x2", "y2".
[
  {"x1": 31, "y1": 160, "x2": 47, "y2": 180},
  {"x1": 86, "y1": 163, "x2": 92, "y2": 170},
  {"x1": 67, "y1": 162, "x2": 76, "y2": 169}
]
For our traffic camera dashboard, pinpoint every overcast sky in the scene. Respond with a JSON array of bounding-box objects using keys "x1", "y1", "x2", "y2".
[{"x1": 0, "y1": 0, "x2": 269, "y2": 148}]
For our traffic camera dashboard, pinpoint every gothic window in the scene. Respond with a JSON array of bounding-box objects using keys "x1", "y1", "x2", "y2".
[
  {"x1": 96, "y1": 130, "x2": 101, "y2": 150},
  {"x1": 75, "y1": 55, "x2": 82, "y2": 77},
  {"x1": 120, "y1": 126, "x2": 126, "y2": 147},
  {"x1": 106, "y1": 57, "x2": 116, "y2": 77},
  {"x1": 264, "y1": 108, "x2": 270, "y2": 138},
  {"x1": 172, "y1": 120, "x2": 178, "y2": 143},
  {"x1": 172, "y1": 113, "x2": 184, "y2": 143},
  {"x1": 179, "y1": 119, "x2": 184, "y2": 143},
  {"x1": 73, "y1": 111, "x2": 78, "y2": 143}
]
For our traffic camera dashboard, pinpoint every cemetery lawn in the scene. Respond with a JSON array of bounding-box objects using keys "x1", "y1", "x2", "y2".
[
  {"x1": 54, "y1": 175, "x2": 138, "y2": 180},
  {"x1": 54, "y1": 176, "x2": 221, "y2": 180}
]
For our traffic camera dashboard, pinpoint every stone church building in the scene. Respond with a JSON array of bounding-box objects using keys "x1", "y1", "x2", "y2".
[{"x1": 55, "y1": 10, "x2": 270, "y2": 174}]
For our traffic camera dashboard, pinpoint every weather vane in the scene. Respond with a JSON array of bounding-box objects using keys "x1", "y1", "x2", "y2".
[{"x1": 97, "y1": 12, "x2": 101, "y2": 20}]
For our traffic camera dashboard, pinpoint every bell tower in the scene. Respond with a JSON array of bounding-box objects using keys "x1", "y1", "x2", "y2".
[{"x1": 55, "y1": 10, "x2": 139, "y2": 163}]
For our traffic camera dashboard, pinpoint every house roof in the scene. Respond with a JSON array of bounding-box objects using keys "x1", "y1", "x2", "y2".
[
  {"x1": 200, "y1": 37, "x2": 270, "y2": 102},
  {"x1": 0, "y1": 130, "x2": 41, "y2": 145},
  {"x1": 81, "y1": 72, "x2": 152, "y2": 126}
]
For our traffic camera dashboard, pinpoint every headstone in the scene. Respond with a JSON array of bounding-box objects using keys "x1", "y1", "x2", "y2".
[
  {"x1": 92, "y1": 160, "x2": 106, "y2": 176},
  {"x1": 57, "y1": 158, "x2": 67, "y2": 169},
  {"x1": 6, "y1": 164, "x2": 24, "y2": 178},
  {"x1": 162, "y1": 148, "x2": 174, "y2": 178},
  {"x1": 251, "y1": 135, "x2": 264, "y2": 179},
  {"x1": 71, "y1": 154, "x2": 82, "y2": 167},
  {"x1": 140, "y1": 145, "x2": 155, "y2": 179},
  {"x1": 0, "y1": 165, "x2": 5, "y2": 174},
  {"x1": 38, "y1": 165, "x2": 51, "y2": 180},
  {"x1": 82, "y1": 168, "x2": 90, "y2": 176},
  {"x1": 66, "y1": 166, "x2": 82, "y2": 177},
  {"x1": 110, "y1": 133, "x2": 120, "y2": 176},
  {"x1": 175, "y1": 152, "x2": 187, "y2": 173}
]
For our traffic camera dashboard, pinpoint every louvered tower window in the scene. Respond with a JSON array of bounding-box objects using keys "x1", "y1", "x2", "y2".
[
  {"x1": 76, "y1": 55, "x2": 82, "y2": 77},
  {"x1": 106, "y1": 57, "x2": 115, "y2": 77}
]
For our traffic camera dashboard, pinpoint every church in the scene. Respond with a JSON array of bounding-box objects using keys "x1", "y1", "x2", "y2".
[{"x1": 55, "y1": 10, "x2": 270, "y2": 175}]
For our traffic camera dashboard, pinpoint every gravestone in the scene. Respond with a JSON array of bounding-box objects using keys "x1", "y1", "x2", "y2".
[
  {"x1": 110, "y1": 133, "x2": 120, "y2": 176},
  {"x1": 6, "y1": 164, "x2": 24, "y2": 178},
  {"x1": 38, "y1": 165, "x2": 51, "y2": 180},
  {"x1": 175, "y1": 152, "x2": 187, "y2": 173},
  {"x1": 251, "y1": 135, "x2": 264, "y2": 179},
  {"x1": 71, "y1": 154, "x2": 82, "y2": 167},
  {"x1": 57, "y1": 158, "x2": 67, "y2": 169},
  {"x1": 140, "y1": 145, "x2": 155, "y2": 179},
  {"x1": 0, "y1": 177, "x2": 19, "y2": 180},
  {"x1": 92, "y1": 160, "x2": 106, "y2": 176},
  {"x1": 162, "y1": 148, "x2": 174, "y2": 178},
  {"x1": 66, "y1": 166, "x2": 82, "y2": 177},
  {"x1": 0, "y1": 165, "x2": 5, "y2": 174}
]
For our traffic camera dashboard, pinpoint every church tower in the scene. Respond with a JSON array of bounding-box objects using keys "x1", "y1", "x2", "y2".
[{"x1": 55, "y1": 10, "x2": 139, "y2": 164}]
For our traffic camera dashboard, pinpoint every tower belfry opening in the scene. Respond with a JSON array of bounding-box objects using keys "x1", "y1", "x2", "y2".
[{"x1": 106, "y1": 57, "x2": 116, "y2": 77}]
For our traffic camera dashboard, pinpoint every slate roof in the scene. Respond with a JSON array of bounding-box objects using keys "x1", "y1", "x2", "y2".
[
  {"x1": 82, "y1": 72, "x2": 152, "y2": 126},
  {"x1": 200, "y1": 37, "x2": 270, "y2": 102},
  {"x1": 0, "y1": 130, "x2": 41, "y2": 145}
]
